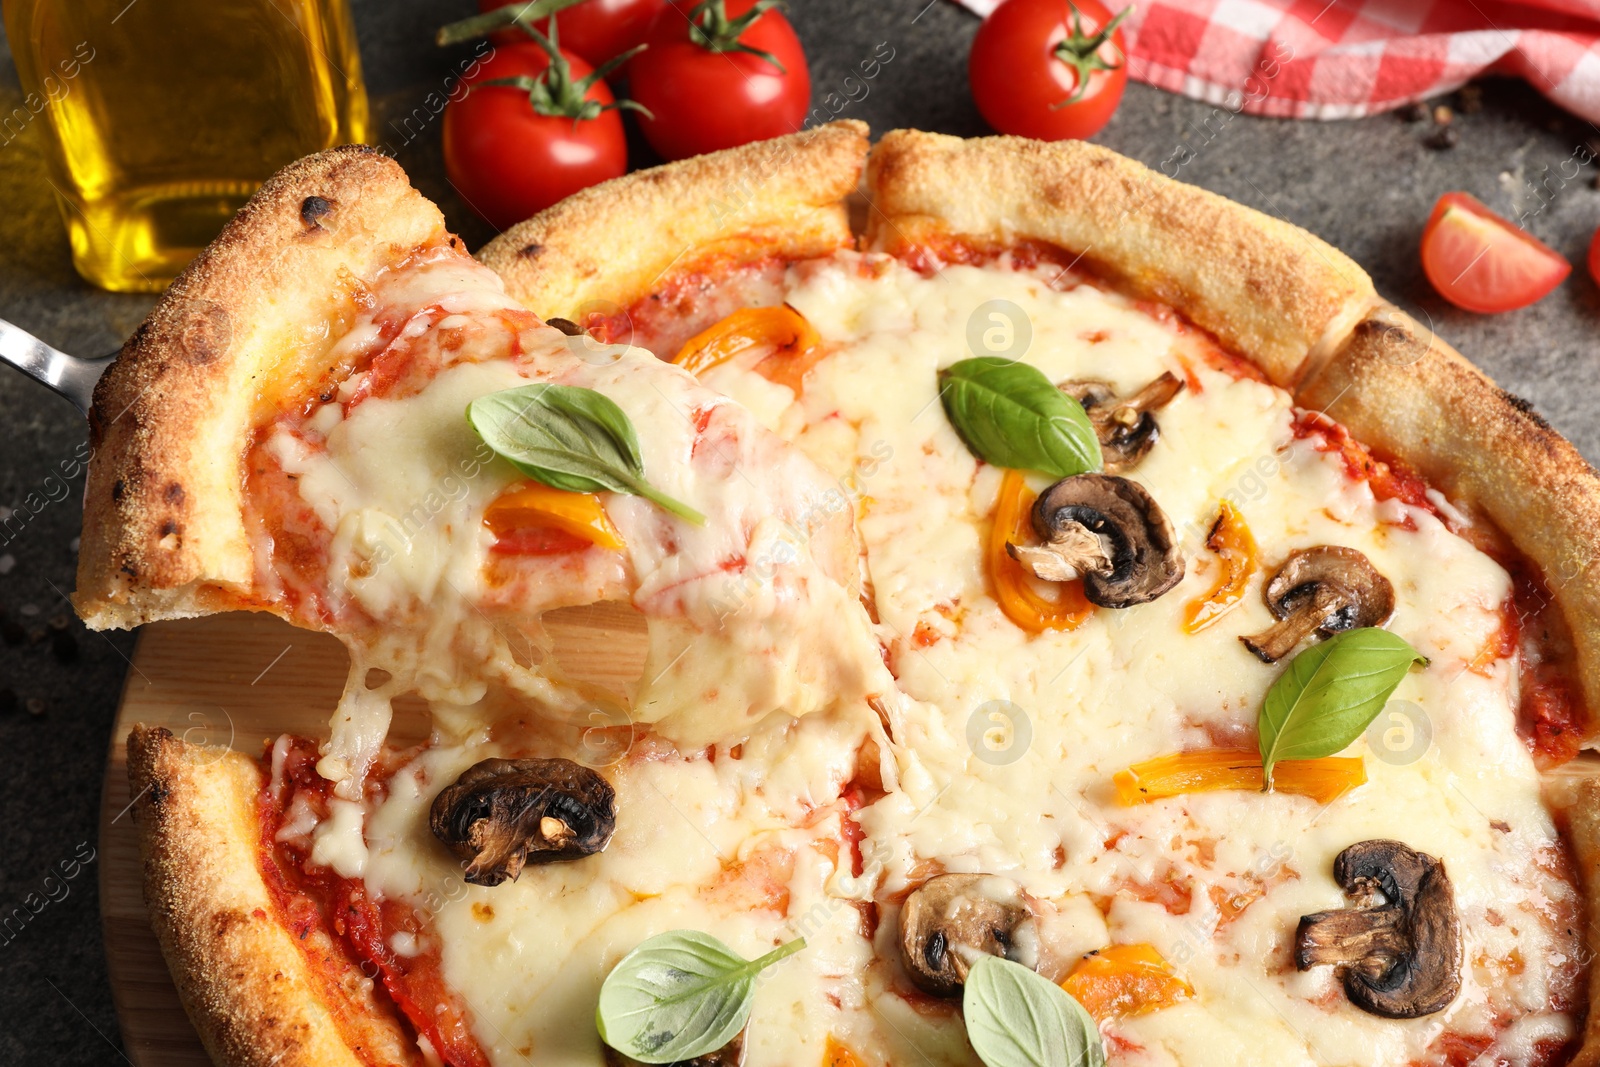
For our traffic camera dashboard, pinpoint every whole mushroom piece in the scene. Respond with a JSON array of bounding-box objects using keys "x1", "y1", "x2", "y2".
[
  {"x1": 1294, "y1": 840, "x2": 1461, "y2": 1019},
  {"x1": 1061, "y1": 372, "x2": 1185, "y2": 473},
  {"x1": 899, "y1": 873, "x2": 1029, "y2": 997},
  {"x1": 429, "y1": 757, "x2": 617, "y2": 887},
  {"x1": 1007, "y1": 473, "x2": 1185, "y2": 608},
  {"x1": 1242, "y1": 546, "x2": 1394, "y2": 663}
]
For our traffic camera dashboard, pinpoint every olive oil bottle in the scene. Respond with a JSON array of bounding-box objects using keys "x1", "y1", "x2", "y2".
[{"x1": 4, "y1": 0, "x2": 369, "y2": 292}]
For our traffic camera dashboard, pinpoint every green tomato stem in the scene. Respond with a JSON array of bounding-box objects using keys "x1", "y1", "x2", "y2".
[
  {"x1": 435, "y1": 0, "x2": 586, "y2": 47},
  {"x1": 1049, "y1": 2, "x2": 1133, "y2": 109}
]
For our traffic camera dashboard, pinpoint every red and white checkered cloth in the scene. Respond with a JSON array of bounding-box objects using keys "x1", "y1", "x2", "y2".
[{"x1": 951, "y1": 0, "x2": 1600, "y2": 122}]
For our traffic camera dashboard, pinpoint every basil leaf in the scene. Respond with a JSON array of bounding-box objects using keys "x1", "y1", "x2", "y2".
[
  {"x1": 1258, "y1": 627, "x2": 1427, "y2": 788},
  {"x1": 468, "y1": 383, "x2": 705, "y2": 524},
  {"x1": 939, "y1": 357, "x2": 1102, "y2": 477},
  {"x1": 962, "y1": 955, "x2": 1105, "y2": 1067},
  {"x1": 596, "y1": 931, "x2": 805, "y2": 1064}
]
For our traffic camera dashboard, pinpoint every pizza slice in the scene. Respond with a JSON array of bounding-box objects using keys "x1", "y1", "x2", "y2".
[{"x1": 78, "y1": 133, "x2": 891, "y2": 792}]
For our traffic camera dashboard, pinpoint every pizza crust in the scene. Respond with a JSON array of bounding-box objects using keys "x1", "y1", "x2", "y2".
[
  {"x1": 1564, "y1": 777, "x2": 1600, "y2": 1066},
  {"x1": 126, "y1": 724, "x2": 420, "y2": 1067},
  {"x1": 1296, "y1": 307, "x2": 1600, "y2": 741},
  {"x1": 480, "y1": 120, "x2": 868, "y2": 318},
  {"x1": 75, "y1": 146, "x2": 455, "y2": 632},
  {"x1": 862, "y1": 129, "x2": 1377, "y2": 388}
]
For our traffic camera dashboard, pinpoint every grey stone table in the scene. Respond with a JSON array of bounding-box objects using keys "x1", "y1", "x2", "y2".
[{"x1": 1, "y1": 0, "x2": 1595, "y2": 1061}]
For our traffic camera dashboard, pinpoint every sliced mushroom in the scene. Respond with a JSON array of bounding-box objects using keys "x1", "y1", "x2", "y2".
[
  {"x1": 1008, "y1": 474, "x2": 1185, "y2": 608},
  {"x1": 1061, "y1": 372, "x2": 1185, "y2": 472},
  {"x1": 429, "y1": 757, "x2": 616, "y2": 886},
  {"x1": 1241, "y1": 547, "x2": 1395, "y2": 662},
  {"x1": 1294, "y1": 840, "x2": 1461, "y2": 1019},
  {"x1": 900, "y1": 873, "x2": 1028, "y2": 996},
  {"x1": 604, "y1": 1030, "x2": 745, "y2": 1067}
]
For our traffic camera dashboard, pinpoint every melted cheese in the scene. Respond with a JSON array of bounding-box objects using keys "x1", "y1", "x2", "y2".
[
  {"x1": 262, "y1": 252, "x2": 892, "y2": 792},
  {"x1": 294, "y1": 251, "x2": 1575, "y2": 1067}
]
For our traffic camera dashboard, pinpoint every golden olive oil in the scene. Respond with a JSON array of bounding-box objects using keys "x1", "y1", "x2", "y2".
[{"x1": 4, "y1": 0, "x2": 369, "y2": 291}]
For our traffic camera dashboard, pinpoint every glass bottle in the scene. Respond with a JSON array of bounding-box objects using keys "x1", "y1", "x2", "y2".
[{"x1": 3, "y1": 0, "x2": 369, "y2": 292}]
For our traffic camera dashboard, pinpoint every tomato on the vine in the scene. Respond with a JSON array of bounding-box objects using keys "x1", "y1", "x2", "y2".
[
  {"x1": 629, "y1": 0, "x2": 811, "y2": 161},
  {"x1": 1420, "y1": 192, "x2": 1570, "y2": 313},
  {"x1": 443, "y1": 33, "x2": 643, "y2": 230},
  {"x1": 471, "y1": 0, "x2": 667, "y2": 66},
  {"x1": 969, "y1": 0, "x2": 1131, "y2": 141}
]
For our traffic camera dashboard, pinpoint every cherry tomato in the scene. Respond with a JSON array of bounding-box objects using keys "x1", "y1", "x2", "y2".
[
  {"x1": 476, "y1": 0, "x2": 667, "y2": 66},
  {"x1": 969, "y1": 0, "x2": 1131, "y2": 141},
  {"x1": 1588, "y1": 224, "x2": 1600, "y2": 290},
  {"x1": 1419, "y1": 192, "x2": 1570, "y2": 314},
  {"x1": 630, "y1": 0, "x2": 811, "y2": 161},
  {"x1": 443, "y1": 38, "x2": 631, "y2": 230}
]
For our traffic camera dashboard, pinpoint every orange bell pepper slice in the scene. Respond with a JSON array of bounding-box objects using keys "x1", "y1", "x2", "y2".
[
  {"x1": 1183, "y1": 500, "x2": 1259, "y2": 634},
  {"x1": 482, "y1": 482, "x2": 625, "y2": 551},
  {"x1": 1063, "y1": 943, "x2": 1194, "y2": 1021},
  {"x1": 988, "y1": 469, "x2": 1094, "y2": 633},
  {"x1": 823, "y1": 1037, "x2": 867, "y2": 1067},
  {"x1": 673, "y1": 305, "x2": 822, "y2": 391},
  {"x1": 1113, "y1": 749, "x2": 1365, "y2": 806}
]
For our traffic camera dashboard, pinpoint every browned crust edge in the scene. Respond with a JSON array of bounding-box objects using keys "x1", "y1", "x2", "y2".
[
  {"x1": 1296, "y1": 306, "x2": 1600, "y2": 743},
  {"x1": 127, "y1": 724, "x2": 420, "y2": 1067},
  {"x1": 861, "y1": 128, "x2": 1377, "y2": 387},
  {"x1": 1565, "y1": 777, "x2": 1600, "y2": 1066},
  {"x1": 479, "y1": 120, "x2": 869, "y2": 317},
  {"x1": 75, "y1": 146, "x2": 454, "y2": 632}
]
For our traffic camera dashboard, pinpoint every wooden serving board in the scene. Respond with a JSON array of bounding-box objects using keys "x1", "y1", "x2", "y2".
[{"x1": 99, "y1": 606, "x2": 648, "y2": 1066}]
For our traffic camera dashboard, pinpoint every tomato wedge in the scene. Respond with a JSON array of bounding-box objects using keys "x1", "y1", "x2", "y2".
[{"x1": 1419, "y1": 192, "x2": 1569, "y2": 313}]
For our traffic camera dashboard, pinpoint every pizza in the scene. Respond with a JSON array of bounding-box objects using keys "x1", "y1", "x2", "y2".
[{"x1": 76, "y1": 121, "x2": 1600, "y2": 1067}]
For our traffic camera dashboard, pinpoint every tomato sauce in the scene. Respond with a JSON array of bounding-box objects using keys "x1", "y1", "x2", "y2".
[
  {"x1": 604, "y1": 253, "x2": 794, "y2": 355},
  {"x1": 1498, "y1": 561, "x2": 1590, "y2": 768},
  {"x1": 488, "y1": 524, "x2": 592, "y2": 556},
  {"x1": 894, "y1": 234, "x2": 1076, "y2": 278},
  {"x1": 258, "y1": 738, "x2": 491, "y2": 1067},
  {"x1": 241, "y1": 435, "x2": 339, "y2": 626},
  {"x1": 1291, "y1": 410, "x2": 1439, "y2": 524}
]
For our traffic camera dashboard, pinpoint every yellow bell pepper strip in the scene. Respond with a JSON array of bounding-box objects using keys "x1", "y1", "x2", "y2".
[
  {"x1": 1063, "y1": 943, "x2": 1195, "y2": 1021},
  {"x1": 988, "y1": 469, "x2": 1094, "y2": 633},
  {"x1": 1182, "y1": 500, "x2": 1259, "y2": 634},
  {"x1": 482, "y1": 482, "x2": 625, "y2": 552},
  {"x1": 673, "y1": 305, "x2": 821, "y2": 390},
  {"x1": 1113, "y1": 749, "x2": 1366, "y2": 806}
]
